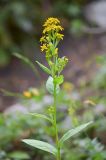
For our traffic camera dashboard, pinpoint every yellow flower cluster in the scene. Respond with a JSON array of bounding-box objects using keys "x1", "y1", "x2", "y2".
[
  {"x1": 41, "y1": 44, "x2": 48, "y2": 52},
  {"x1": 56, "y1": 33, "x2": 64, "y2": 40},
  {"x1": 40, "y1": 17, "x2": 64, "y2": 55},
  {"x1": 23, "y1": 91, "x2": 32, "y2": 98},
  {"x1": 23, "y1": 88, "x2": 39, "y2": 98},
  {"x1": 43, "y1": 17, "x2": 60, "y2": 27},
  {"x1": 84, "y1": 100, "x2": 96, "y2": 106},
  {"x1": 43, "y1": 25, "x2": 63, "y2": 34},
  {"x1": 62, "y1": 82, "x2": 74, "y2": 92},
  {"x1": 40, "y1": 36, "x2": 46, "y2": 43}
]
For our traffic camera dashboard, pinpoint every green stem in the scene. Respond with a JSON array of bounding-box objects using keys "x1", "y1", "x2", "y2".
[{"x1": 53, "y1": 83, "x2": 61, "y2": 160}]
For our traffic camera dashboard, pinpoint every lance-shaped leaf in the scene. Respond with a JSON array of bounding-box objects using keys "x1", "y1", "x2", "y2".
[
  {"x1": 13, "y1": 53, "x2": 39, "y2": 78},
  {"x1": 36, "y1": 61, "x2": 51, "y2": 74},
  {"x1": 59, "y1": 121, "x2": 93, "y2": 146},
  {"x1": 28, "y1": 113, "x2": 53, "y2": 123},
  {"x1": 0, "y1": 89, "x2": 23, "y2": 98},
  {"x1": 22, "y1": 139, "x2": 57, "y2": 156}
]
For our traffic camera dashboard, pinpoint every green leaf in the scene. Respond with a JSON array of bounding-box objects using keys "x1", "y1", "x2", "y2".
[
  {"x1": 46, "y1": 76, "x2": 60, "y2": 94},
  {"x1": 22, "y1": 139, "x2": 57, "y2": 156},
  {"x1": 59, "y1": 121, "x2": 93, "y2": 146},
  {"x1": 28, "y1": 113, "x2": 53, "y2": 123},
  {"x1": 13, "y1": 53, "x2": 39, "y2": 78},
  {"x1": 36, "y1": 61, "x2": 51, "y2": 74},
  {"x1": 8, "y1": 151, "x2": 30, "y2": 159},
  {"x1": 54, "y1": 75, "x2": 64, "y2": 85},
  {"x1": 0, "y1": 89, "x2": 23, "y2": 98}
]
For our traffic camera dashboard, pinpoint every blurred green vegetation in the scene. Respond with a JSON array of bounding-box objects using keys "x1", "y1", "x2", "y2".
[
  {"x1": 1, "y1": 1, "x2": 106, "y2": 159},
  {"x1": 0, "y1": 0, "x2": 89, "y2": 67},
  {"x1": 0, "y1": 54, "x2": 106, "y2": 159},
  {"x1": 0, "y1": 85, "x2": 106, "y2": 159},
  {"x1": 93, "y1": 55, "x2": 106, "y2": 91}
]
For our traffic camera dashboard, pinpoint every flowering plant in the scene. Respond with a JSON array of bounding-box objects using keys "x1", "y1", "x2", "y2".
[{"x1": 22, "y1": 17, "x2": 92, "y2": 160}]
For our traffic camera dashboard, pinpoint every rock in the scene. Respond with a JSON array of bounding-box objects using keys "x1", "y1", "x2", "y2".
[
  {"x1": 4, "y1": 101, "x2": 44, "y2": 115},
  {"x1": 42, "y1": 95, "x2": 53, "y2": 106},
  {"x1": 4, "y1": 95, "x2": 53, "y2": 115},
  {"x1": 85, "y1": 1, "x2": 106, "y2": 28},
  {"x1": 94, "y1": 103, "x2": 106, "y2": 115},
  {"x1": 4, "y1": 103, "x2": 28, "y2": 114}
]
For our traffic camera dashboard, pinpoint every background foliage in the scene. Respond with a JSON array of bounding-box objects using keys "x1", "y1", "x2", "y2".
[
  {"x1": 0, "y1": 0, "x2": 89, "y2": 67},
  {"x1": 0, "y1": 0, "x2": 106, "y2": 159}
]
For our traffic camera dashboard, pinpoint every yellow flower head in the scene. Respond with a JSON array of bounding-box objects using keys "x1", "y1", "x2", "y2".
[
  {"x1": 31, "y1": 88, "x2": 39, "y2": 96},
  {"x1": 41, "y1": 44, "x2": 48, "y2": 52},
  {"x1": 43, "y1": 17, "x2": 60, "y2": 27},
  {"x1": 40, "y1": 17, "x2": 64, "y2": 57},
  {"x1": 62, "y1": 82, "x2": 74, "y2": 92},
  {"x1": 40, "y1": 36, "x2": 46, "y2": 43},
  {"x1": 56, "y1": 33, "x2": 64, "y2": 40},
  {"x1": 43, "y1": 25, "x2": 63, "y2": 34},
  {"x1": 84, "y1": 100, "x2": 96, "y2": 106},
  {"x1": 23, "y1": 91, "x2": 32, "y2": 98},
  {"x1": 54, "y1": 48, "x2": 58, "y2": 55}
]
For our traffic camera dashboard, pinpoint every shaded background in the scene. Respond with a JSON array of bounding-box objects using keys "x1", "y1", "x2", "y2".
[
  {"x1": 0, "y1": 0, "x2": 106, "y2": 108},
  {"x1": 0, "y1": 1, "x2": 106, "y2": 160}
]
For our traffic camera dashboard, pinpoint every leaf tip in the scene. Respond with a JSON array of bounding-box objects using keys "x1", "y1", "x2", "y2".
[{"x1": 22, "y1": 139, "x2": 28, "y2": 143}]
